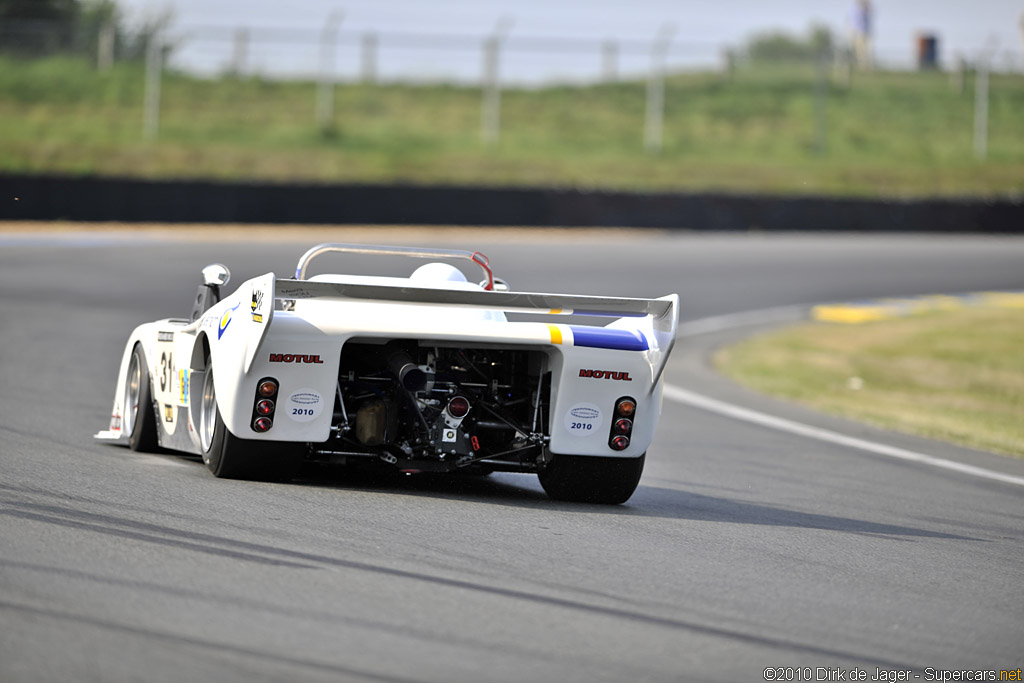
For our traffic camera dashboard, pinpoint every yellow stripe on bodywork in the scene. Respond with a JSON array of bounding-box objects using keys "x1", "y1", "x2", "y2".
[{"x1": 547, "y1": 324, "x2": 563, "y2": 345}]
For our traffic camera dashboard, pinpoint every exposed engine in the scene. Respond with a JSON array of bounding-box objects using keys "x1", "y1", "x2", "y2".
[{"x1": 317, "y1": 340, "x2": 551, "y2": 472}]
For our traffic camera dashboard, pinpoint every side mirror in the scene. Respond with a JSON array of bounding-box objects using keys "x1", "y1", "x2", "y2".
[
  {"x1": 191, "y1": 264, "x2": 231, "y2": 322},
  {"x1": 201, "y1": 263, "x2": 231, "y2": 288}
]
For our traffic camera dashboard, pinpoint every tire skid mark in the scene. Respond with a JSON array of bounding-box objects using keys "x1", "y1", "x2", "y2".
[
  {"x1": 0, "y1": 505, "x2": 316, "y2": 570},
  {"x1": 0, "y1": 499, "x2": 916, "y2": 668},
  {"x1": 0, "y1": 558, "x2": 637, "y2": 677},
  {"x1": 0, "y1": 599, "x2": 424, "y2": 683}
]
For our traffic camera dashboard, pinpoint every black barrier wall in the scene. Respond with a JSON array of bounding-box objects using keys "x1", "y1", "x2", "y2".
[{"x1": 1, "y1": 174, "x2": 1021, "y2": 232}]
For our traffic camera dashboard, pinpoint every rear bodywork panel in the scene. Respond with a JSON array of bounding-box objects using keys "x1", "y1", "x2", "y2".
[{"x1": 97, "y1": 245, "x2": 677, "y2": 478}]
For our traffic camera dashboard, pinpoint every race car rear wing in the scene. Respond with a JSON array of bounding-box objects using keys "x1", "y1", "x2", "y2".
[
  {"x1": 193, "y1": 241, "x2": 678, "y2": 388},
  {"x1": 276, "y1": 278, "x2": 674, "y2": 319},
  {"x1": 274, "y1": 276, "x2": 679, "y2": 390},
  {"x1": 290, "y1": 241, "x2": 672, "y2": 319}
]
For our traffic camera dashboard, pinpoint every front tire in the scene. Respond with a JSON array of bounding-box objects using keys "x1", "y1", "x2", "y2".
[
  {"x1": 538, "y1": 452, "x2": 645, "y2": 505},
  {"x1": 199, "y1": 363, "x2": 295, "y2": 481},
  {"x1": 125, "y1": 344, "x2": 159, "y2": 452}
]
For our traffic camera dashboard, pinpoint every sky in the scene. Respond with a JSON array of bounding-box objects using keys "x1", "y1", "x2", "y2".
[{"x1": 115, "y1": 0, "x2": 1024, "y2": 81}]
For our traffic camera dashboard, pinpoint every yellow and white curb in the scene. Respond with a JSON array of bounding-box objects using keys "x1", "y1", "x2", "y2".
[{"x1": 812, "y1": 291, "x2": 1024, "y2": 324}]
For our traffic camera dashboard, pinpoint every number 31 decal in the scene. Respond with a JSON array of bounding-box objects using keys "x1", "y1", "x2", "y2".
[{"x1": 159, "y1": 352, "x2": 173, "y2": 392}]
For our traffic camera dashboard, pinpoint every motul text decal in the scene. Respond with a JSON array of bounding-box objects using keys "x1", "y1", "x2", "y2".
[
  {"x1": 578, "y1": 369, "x2": 632, "y2": 381},
  {"x1": 269, "y1": 354, "x2": 325, "y2": 364}
]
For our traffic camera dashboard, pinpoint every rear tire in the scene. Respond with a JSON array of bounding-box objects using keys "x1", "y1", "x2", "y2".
[
  {"x1": 199, "y1": 361, "x2": 296, "y2": 482},
  {"x1": 125, "y1": 344, "x2": 159, "y2": 452},
  {"x1": 538, "y1": 452, "x2": 645, "y2": 505}
]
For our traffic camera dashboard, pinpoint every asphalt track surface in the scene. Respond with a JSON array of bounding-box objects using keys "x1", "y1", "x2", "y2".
[{"x1": 2, "y1": 227, "x2": 1023, "y2": 683}]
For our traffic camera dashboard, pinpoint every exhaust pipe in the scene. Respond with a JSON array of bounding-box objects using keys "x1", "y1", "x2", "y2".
[{"x1": 387, "y1": 350, "x2": 426, "y2": 392}]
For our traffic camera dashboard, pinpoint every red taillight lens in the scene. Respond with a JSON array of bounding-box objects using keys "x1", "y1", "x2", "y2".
[
  {"x1": 255, "y1": 399, "x2": 275, "y2": 416},
  {"x1": 610, "y1": 397, "x2": 636, "y2": 450},
  {"x1": 258, "y1": 380, "x2": 278, "y2": 397},
  {"x1": 447, "y1": 396, "x2": 471, "y2": 418},
  {"x1": 616, "y1": 398, "x2": 636, "y2": 418},
  {"x1": 253, "y1": 417, "x2": 273, "y2": 432}
]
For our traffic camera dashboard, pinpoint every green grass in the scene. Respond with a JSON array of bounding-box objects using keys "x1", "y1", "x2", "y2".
[
  {"x1": 715, "y1": 308, "x2": 1024, "y2": 457},
  {"x1": 2, "y1": 55, "x2": 1024, "y2": 196}
]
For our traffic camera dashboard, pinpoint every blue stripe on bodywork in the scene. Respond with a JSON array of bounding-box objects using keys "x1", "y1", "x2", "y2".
[{"x1": 569, "y1": 326, "x2": 649, "y2": 351}]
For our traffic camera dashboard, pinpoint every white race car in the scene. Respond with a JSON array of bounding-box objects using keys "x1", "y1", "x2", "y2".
[{"x1": 96, "y1": 243, "x2": 678, "y2": 504}]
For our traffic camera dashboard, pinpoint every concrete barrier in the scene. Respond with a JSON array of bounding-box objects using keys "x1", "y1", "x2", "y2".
[{"x1": 1, "y1": 173, "x2": 1021, "y2": 232}]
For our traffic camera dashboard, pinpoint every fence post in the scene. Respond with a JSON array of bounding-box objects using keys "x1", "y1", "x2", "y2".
[
  {"x1": 814, "y1": 52, "x2": 829, "y2": 156},
  {"x1": 1019, "y1": 12, "x2": 1024, "y2": 69},
  {"x1": 721, "y1": 48, "x2": 736, "y2": 81},
  {"x1": 951, "y1": 54, "x2": 966, "y2": 94},
  {"x1": 602, "y1": 40, "x2": 618, "y2": 82},
  {"x1": 974, "y1": 60, "x2": 989, "y2": 160},
  {"x1": 143, "y1": 32, "x2": 162, "y2": 141},
  {"x1": 832, "y1": 46, "x2": 851, "y2": 88},
  {"x1": 361, "y1": 32, "x2": 378, "y2": 83},
  {"x1": 644, "y1": 24, "x2": 674, "y2": 153},
  {"x1": 231, "y1": 27, "x2": 249, "y2": 76},
  {"x1": 316, "y1": 11, "x2": 343, "y2": 129},
  {"x1": 481, "y1": 18, "x2": 513, "y2": 146},
  {"x1": 98, "y1": 19, "x2": 115, "y2": 71}
]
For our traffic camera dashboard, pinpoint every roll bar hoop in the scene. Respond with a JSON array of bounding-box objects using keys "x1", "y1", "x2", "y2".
[{"x1": 294, "y1": 243, "x2": 495, "y2": 291}]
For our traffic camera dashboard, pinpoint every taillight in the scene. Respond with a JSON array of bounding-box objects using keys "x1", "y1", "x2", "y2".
[
  {"x1": 610, "y1": 435, "x2": 630, "y2": 451},
  {"x1": 252, "y1": 377, "x2": 278, "y2": 433},
  {"x1": 258, "y1": 379, "x2": 278, "y2": 397},
  {"x1": 615, "y1": 398, "x2": 636, "y2": 418},
  {"x1": 447, "y1": 396, "x2": 471, "y2": 419},
  {"x1": 609, "y1": 396, "x2": 636, "y2": 450}
]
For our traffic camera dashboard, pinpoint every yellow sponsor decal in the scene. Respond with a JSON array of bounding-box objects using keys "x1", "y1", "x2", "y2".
[
  {"x1": 178, "y1": 368, "x2": 190, "y2": 406},
  {"x1": 218, "y1": 307, "x2": 234, "y2": 338}
]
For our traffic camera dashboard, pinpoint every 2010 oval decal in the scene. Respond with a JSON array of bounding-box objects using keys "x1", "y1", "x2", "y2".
[
  {"x1": 286, "y1": 389, "x2": 323, "y2": 422},
  {"x1": 564, "y1": 402, "x2": 601, "y2": 437}
]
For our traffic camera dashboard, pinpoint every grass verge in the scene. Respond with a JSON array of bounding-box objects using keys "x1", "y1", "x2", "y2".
[
  {"x1": 3, "y1": 56, "x2": 1024, "y2": 196},
  {"x1": 714, "y1": 308, "x2": 1024, "y2": 458}
]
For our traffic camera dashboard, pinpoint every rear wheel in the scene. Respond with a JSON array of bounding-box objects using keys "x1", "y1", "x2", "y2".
[
  {"x1": 125, "y1": 344, "x2": 159, "y2": 452},
  {"x1": 199, "y1": 362, "x2": 296, "y2": 481},
  {"x1": 538, "y1": 452, "x2": 645, "y2": 505}
]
